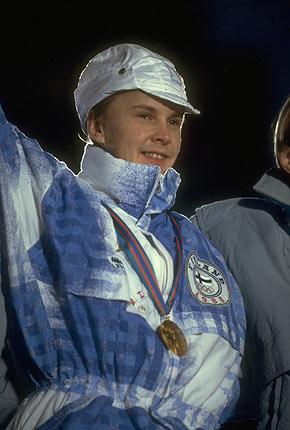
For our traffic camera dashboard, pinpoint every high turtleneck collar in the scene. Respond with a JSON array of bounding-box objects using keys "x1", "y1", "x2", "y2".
[
  {"x1": 254, "y1": 168, "x2": 290, "y2": 211},
  {"x1": 78, "y1": 145, "x2": 181, "y2": 226}
]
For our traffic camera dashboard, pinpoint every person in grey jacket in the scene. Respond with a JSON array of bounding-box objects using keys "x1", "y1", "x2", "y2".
[{"x1": 192, "y1": 94, "x2": 290, "y2": 429}]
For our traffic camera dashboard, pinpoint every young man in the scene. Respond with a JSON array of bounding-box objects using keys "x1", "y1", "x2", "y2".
[
  {"x1": 192, "y1": 95, "x2": 290, "y2": 429},
  {"x1": 0, "y1": 43, "x2": 245, "y2": 429}
]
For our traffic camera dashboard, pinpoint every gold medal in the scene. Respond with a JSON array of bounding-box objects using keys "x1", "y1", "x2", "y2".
[{"x1": 157, "y1": 318, "x2": 188, "y2": 357}]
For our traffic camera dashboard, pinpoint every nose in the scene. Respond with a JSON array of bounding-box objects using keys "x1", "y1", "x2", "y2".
[{"x1": 152, "y1": 121, "x2": 171, "y2": 145}]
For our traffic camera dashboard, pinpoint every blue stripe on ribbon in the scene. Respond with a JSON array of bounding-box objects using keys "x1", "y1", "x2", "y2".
[{"x1": 105, "y1": 204, "x2": 182, "y2": 317}]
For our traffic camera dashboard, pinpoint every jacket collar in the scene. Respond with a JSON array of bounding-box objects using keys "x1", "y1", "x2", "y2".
[
  {"x1": 78, "y1": 145, "x2": 181, "y2": 223},
  {"x1": 254, "y1": 167, "x2": 290, "y2": 210}
]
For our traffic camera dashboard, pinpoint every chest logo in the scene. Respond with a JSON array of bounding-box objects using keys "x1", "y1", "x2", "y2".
[{"x1": 186, "y1": 252, "x2": 231, "y2": 305}]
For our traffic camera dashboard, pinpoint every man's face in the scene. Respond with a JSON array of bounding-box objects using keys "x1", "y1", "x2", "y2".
[{"x1": 88, "y1": 90, "x2": 184, "y2": 173}]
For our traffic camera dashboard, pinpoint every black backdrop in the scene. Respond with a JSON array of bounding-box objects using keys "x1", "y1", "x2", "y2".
[{"x1": 1, "y1": 0, "x2": 290, "y2": 215}]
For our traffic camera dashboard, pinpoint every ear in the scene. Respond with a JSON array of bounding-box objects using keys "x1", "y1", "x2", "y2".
[
  {"x1": 87, "y1": 111, "x2": 105, "y2": 145},
  {"x1": 277, "y1": 144, "x2": 290, "y2": 174}
]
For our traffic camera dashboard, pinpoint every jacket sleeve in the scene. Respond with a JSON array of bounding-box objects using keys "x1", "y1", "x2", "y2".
[{"x1": 0, "y1": 103, "x2": 65, "y2": 426}]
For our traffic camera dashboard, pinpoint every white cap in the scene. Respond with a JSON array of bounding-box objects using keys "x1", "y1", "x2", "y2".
[{"x1": 74, "y1": 43, "x2": 200, "y2": 132}]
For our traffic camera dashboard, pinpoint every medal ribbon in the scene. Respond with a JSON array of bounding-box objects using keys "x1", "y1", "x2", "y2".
[{"x1": 105, "y1": 205, "x2": 183, "y2": 317}]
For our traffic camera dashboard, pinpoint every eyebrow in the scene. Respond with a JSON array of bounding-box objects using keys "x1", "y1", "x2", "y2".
[{"x1": 129, "y1": 104, "x2": 184, "y2": 117}]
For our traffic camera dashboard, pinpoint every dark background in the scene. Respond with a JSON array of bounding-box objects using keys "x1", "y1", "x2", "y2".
[{"x1": 1, "y1": 1, "x2": 290, "y2": 215}]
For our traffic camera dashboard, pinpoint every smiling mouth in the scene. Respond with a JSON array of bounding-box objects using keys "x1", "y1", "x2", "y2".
[{"x1": 142, "y1": 151, "x2": 167, "y2": 160}]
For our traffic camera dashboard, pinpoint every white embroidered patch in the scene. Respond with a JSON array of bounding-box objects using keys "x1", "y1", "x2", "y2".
[{"x1": 186, "y1": 252, "x2": 231, "y2": 305}]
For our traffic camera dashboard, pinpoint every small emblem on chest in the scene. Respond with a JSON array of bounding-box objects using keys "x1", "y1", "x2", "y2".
[
  {"x1": 111, "y1": 256, "x2": 124, "y2": 269},
  {"x1": 186, "y1": 252, "x2": 231, "y2": 305}
]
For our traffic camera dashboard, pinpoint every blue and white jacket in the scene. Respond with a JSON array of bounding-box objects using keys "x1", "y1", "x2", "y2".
[{"x1": 0, "y1": 105, "x2": 246, "y2": 429}]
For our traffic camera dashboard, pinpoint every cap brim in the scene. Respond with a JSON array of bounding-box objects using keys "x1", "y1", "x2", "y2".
[{"x1": 140, "y1": 88, "x2": 200, "y2": 115}]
